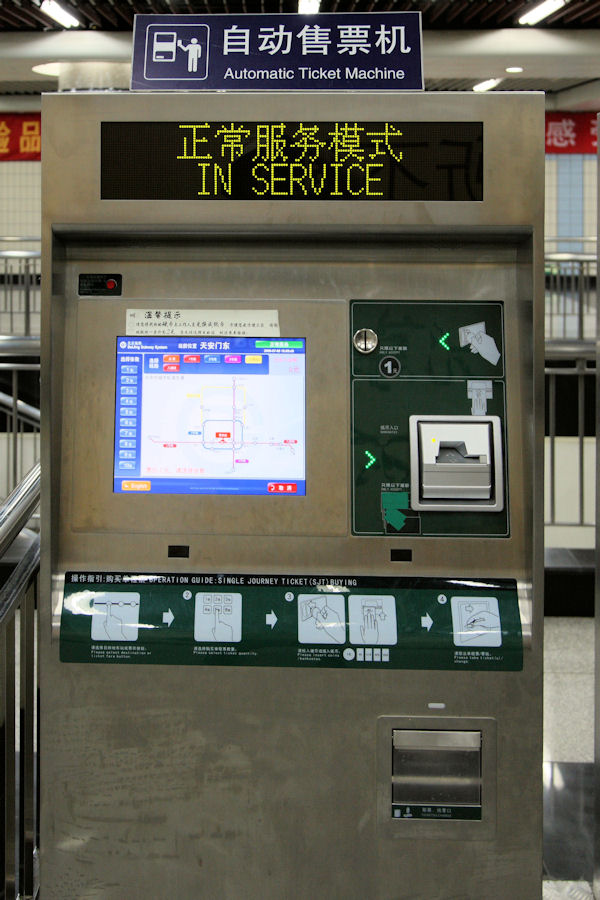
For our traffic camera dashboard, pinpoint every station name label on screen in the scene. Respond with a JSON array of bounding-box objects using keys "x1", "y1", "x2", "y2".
[
  {"x1": 101, "y1": 121, "x2": 483, "y2": 201},
  {"x1": 131, "y1": 13, "x2": 423, "y2": 91}
]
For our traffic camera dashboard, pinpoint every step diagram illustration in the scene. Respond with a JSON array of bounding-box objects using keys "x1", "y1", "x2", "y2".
[
  {"x1": 91, "y1": 592, "x2": 140, "y2": 642},
  {"x1": 194, "y1": 592, "x2": 242, "y2": 642},
  {"x1": 348, "y1": 594, "x2": 398, "y2": 645},
  {"x1": 298, "y1": 593, "x2": 346, "y2": 644},
  {"x1": 450, "y1": 595, "x2": 502, "y2": 647}
]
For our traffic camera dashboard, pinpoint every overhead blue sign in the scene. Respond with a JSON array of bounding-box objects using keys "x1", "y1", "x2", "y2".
[{"x1": 131, "y1": 13, "x2": 423, "y2": 92}]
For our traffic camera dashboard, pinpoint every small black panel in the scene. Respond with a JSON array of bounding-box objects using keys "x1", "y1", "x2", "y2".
[
  {"x1": 168, "y1": 545, "x2": 190, "y2": 559},
  {"x1": 391, "y1": 549, "x2": 412, "y2": 562},
  {"x1": 78, "y1": 274, "x2": 122, "y2": 296}
]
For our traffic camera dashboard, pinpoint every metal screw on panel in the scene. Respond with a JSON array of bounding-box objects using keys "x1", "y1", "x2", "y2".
[{"x1": 353, "y1": 328, "x2": 378, "y2": 354}]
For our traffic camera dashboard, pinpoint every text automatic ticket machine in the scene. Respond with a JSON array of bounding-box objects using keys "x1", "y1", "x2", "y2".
[{"x1": 41, "y1": 91, "x2": 544, "y2": 898}]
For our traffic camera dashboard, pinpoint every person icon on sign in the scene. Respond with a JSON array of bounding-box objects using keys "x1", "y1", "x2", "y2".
[{"x1": 177, "y1": 37, "x2": 202, "y2": 73}]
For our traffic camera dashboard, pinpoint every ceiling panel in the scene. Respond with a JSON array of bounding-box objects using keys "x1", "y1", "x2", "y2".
[
  {"x1": 2, "y1": 0, "x2": 600, "y2": 31},
  {"x1": 1, "y1": 0, "x2": 599, "y2": 106},
  {"x1": 426, "y1": 76, "x2": 594, "y2": 92}
]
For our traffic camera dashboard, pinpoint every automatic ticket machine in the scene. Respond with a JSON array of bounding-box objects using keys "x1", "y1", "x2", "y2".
[{"x1": 41, "y1": 91, "x2": 544, "y2": 898}]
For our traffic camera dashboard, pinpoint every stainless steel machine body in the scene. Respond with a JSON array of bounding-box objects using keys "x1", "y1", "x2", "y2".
[{"x1": 41, "y1": 91, "x2": 544, "y2": 899}]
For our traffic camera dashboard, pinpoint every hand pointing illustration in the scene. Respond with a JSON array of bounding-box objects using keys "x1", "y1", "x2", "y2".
[
  {"x1": 465, "y1": 610, "x2": 500, "y2": 631},
  {"x1": 361, "y1": 606, "x2": 380, "y2": 644},
  {"x1": 313, "y1": 604, "x2": 345, "y2": 643},
  {"x1": 212, "y1": 611, "x2": 233, "y2": 642},
  {"x1": 468, "y1": 330, "x2": 500, "y2": 366}
]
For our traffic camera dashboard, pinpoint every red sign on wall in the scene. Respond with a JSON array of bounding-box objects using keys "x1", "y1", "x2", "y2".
[
  {"x1": 0, "y1": 113, "x2": 41, "y2": 161},
  {"x1": 545, "y1": 112, "x2": 598, "y2": 154}
]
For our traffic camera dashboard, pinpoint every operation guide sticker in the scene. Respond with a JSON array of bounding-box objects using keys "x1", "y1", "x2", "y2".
[
  {"x1": 126, "y1": 308, "x2": 280, "y2": 336},
  {"x1": 60, "y1": 573, "x2": 523, "y2": 670}
]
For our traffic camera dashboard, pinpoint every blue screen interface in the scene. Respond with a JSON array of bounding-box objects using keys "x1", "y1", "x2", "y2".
[{"x1": 114, "y1": 336, "x2": 306, "y2": 496}]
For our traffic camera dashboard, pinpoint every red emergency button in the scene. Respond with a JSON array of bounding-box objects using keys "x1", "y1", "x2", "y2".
[{"x1": 106, "y1": 278, "x2": 117, "y2": 291}]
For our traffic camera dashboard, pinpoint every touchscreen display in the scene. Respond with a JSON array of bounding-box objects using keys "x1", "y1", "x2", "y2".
[{"x1": 114, "y1": 336, "x2": 306, "y2": 495}]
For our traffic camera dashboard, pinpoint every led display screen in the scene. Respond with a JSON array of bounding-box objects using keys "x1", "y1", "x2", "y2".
[
  {"x1": 114, "y1": 336, "x2": 306, "y2": 495},
  {"x1": 101, "y1": 121, "x2": 483, "y2": 201}
]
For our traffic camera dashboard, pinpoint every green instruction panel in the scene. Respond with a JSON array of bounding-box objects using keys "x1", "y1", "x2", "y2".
[
  {"x1": 351, "y1": 300, "x2": 507, "y2": 536},
  {"x1": 60, "y1": 572, "x2": 522, "y2": 671}
]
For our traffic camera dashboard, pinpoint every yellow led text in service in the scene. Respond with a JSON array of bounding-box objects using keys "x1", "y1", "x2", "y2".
[{"x1": 176, "y1": 121, "x2": 404, "y2": 199}]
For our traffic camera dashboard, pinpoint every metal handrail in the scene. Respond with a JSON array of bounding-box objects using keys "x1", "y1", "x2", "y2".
[
  {"x1": 0, "y1": 252, "x2": 41, "y2": 339},
  {"x1": 545, "y1": 340, "x2": 595, "y2": 361},
  {"x1": 0, "y1": 237, "x2": 40, "y2": 244},
  {"x1": 0, "y1": 341, "x2": 40, "y2": 498},
  {"x1": 0, "y1": 336, "x2": 40, "y2": 357},
  {"x1": 0, "y1": 463, "x2": 40, "y2": 900},
  {"x1": 546, "y1": 252, "x2": 596, "y2": 263},
  {"x1": 0, "y1": 533, "x2": 39, "y2": 629},
  {"x1": 0, "y1": 251, "x2": 41, "y2": 260},
  {"x1": 0, "y1": 463, "x2": 40, "y2": 562},
  {"x1": 545, "y1": 236, "x2": 597, "y2": 244},
  {"x1": 0, "y1": 393, "x2": 40, "y2": 427},
  {"x1": 544, "y1": 350, "x2": 594, "y2": 530}
]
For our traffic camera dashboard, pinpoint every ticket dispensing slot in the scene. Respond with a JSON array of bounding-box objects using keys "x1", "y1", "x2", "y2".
[
  {"x1": 392, "y1": 730, "x2": 482, "y2": 817},
  {"x1": 409, "y1": 415, "x2": 504, "y2": 512}
]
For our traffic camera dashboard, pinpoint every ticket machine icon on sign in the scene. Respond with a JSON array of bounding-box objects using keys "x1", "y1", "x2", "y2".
[
  {"x1": 152, "y1": 31, "x2": 177, "y2": 62},
  {"x1": 146, "y1": 24, "x2": 210, "y2": 80}
]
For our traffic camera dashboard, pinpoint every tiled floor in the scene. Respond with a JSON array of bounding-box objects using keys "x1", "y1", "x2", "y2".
[
  {"x1": 544, "y1": 762, "x2": 593, "y2": 881},
  {"x1": 544, "y1": 618, "x2": 594, "y2": 764},
  {"x1": 543, "y1": 617, "x2": 594, "y2": 895}
]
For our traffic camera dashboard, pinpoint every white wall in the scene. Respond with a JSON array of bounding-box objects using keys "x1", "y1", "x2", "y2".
[
  {"x1": 544, "y1": 153, "x2": 597, "y2": 252},
  {"x1": 545, "y1": 437, "x2": 596, "y2": 549},
  {"x1": 0, "y1": 160, "x2": 41, "y2": 250}
]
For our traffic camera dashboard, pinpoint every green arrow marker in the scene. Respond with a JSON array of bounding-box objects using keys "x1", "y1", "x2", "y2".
[
  {"x1": 365, "y1": 450, "x2": 376, "y2": 470},
  {"x1": 439, "y1": 332, "x2": 451, "y2": 351},
  {"x1": 381, "y1": 491, "x2": 409, "y2": 532},
  {"x1": 385, "y1": 507, "x2": 406, "y2": 531}
]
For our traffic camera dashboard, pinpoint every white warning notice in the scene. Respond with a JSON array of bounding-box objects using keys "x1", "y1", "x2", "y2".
[{"x1": 126, "y1": 308, "x2": 280, "y2": 337}]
